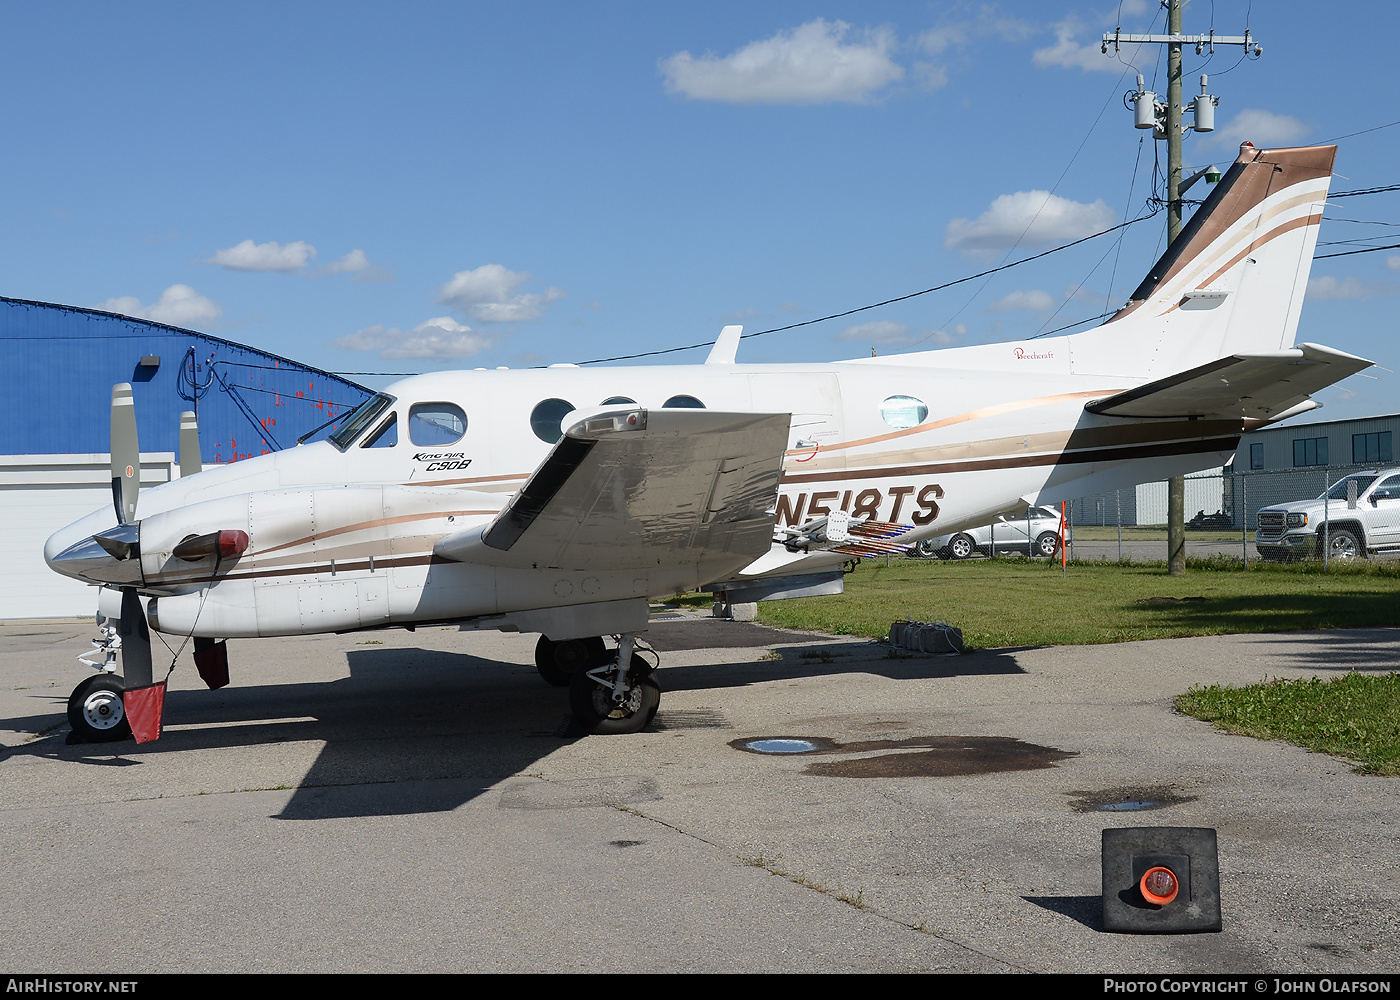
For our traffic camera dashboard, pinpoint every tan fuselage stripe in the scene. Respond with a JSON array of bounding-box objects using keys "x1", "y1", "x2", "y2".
[
  {"x1": 783, "y1": 389, "x2": 1116, "y2": 457},
  {"x1": 781, "y1": 434, "x2": 1241, "y2": 484}
]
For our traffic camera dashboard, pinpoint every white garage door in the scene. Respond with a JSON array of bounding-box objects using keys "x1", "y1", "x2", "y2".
[{"x1": 0, "y1": 454, "x2": 174, "y2": 620}]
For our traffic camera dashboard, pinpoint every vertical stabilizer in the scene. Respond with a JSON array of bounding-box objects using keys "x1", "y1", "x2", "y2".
[{"x1": 1071, "y1": 144, "x2": 1335, "y2": 377}]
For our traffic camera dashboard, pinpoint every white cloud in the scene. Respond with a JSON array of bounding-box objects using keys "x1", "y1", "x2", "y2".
[
  {"x1": 1388, "y1": 256, "x2": 1400, "y2": 271},
  {"x1": 945, "y1": 190, "x2": 1115, "y2": 251},
  {"x1": 990, "y1": 289, "x2": 1055, "y2": 312},
  {"x1": 1306, "y1": 275, "x2": 1395, "y2": 301},
  {"x1": 98, "y1": 285, "x2": 221, "y2": 327},
  {"x1": 331, "y1": 317, "x2": 492, "y2": 360},
  {"x1": 324, "y1": 249, "x2": 369, "y2": 274},
  {"x1": 837, "y1": 320, "x2": 912, "y2": 345},
  {"x1": 209, "y1": 239, "x2": 316, "y2": 272},
  {"x1": 1033, "y1": 17, "x2": 1124, "y2": 72},
  {"x1": 438, "y1": 264, "x2": 564, "y2": 323},
  {"x1": 1205, "y1": 108, "x2": 1307, "y2": 149},
  {"x1": 661, "y1": 19, "x2": 903, "y2": 104}
]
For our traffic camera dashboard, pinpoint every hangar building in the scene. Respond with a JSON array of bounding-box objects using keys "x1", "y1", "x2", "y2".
[{"x1": 1, "y1": 297, "x2": 371, "y2": 619}]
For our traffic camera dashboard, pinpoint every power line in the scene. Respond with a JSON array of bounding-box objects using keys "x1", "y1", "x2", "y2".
[
  {"x1": 1313, "y1": 242, "x2": 1400, "y2": 260},
  {"x1": 572, "y1": 210, "x2": 1162, "y2": 366},
  {"x1": 1330, "y1": 184, "x2": 1400, "y2": 199}
]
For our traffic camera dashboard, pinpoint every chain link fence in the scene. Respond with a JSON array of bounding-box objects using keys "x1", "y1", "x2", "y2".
[{"x1": 1065, "y1": 464, "x2": 1397, "y2": 564}]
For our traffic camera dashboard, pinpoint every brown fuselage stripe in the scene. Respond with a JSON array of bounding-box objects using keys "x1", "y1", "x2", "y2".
[
  {"x1": 148, "y1": 553, "x2": 443, "y2": 588},
  {"x1": 781, "y1": 435, "x2": 1241, "y2": 483},
  {"x1": 404, "y1": 473, "x2": 530, "y2": 487},
  {"x1": 252, "y1": 509, "x2": 497, "y2": 557}
]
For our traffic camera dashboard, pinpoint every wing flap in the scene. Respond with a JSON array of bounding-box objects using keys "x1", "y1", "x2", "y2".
[
  {"x1": 1085, "y1": 343, "x2": 1372, "y2": 419},
  {"x1": 437, "y1": 407, "x2": 789, "y2": 573}
]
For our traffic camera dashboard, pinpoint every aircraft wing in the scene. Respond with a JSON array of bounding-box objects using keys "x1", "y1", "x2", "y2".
[
  {"x1": 1085, "y1": 343, "x2": 1372, "y2": 420},
  {"x1": 435, "y1": 407, "x2": 789, "y2": 573}
]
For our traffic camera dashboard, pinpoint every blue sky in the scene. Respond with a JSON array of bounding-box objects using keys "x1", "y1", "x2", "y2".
[{"x1": 3, "y1": 1, "x2": 1397, "y2": 423}]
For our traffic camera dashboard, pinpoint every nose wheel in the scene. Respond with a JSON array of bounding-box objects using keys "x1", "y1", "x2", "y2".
[{"x1": 66, "y1": 674, "x2": 132, "y2": 744}]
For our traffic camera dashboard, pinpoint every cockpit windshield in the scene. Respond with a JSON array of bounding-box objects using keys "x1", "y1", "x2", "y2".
[
  {"x1": 328, "y1": 393, "x2": 396, "y2": 451},
  {"x1": 1322, "y1": 475, "x2": 1377, "y2": 501}
]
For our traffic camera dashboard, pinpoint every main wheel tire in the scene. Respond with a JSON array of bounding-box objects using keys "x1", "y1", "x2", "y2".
[
  {"x1": 1035, "y1": 531, "x2": 1060, "y2": 558},
  {"x1": 569, "y1": 653, "x2": 660, "y2": 735},
  {"x1": 1324, "y1": 528, "x2": 1363, "y2": 562},
  {"x1": 947, "y1": 533, "x2": 976, "y2": 560},
  {"x1": 535, "y1": 636, "x2": 606, "y2": 687},
  {"x1": 67, "y1": 674, "x2": 131, "y2": 744}
]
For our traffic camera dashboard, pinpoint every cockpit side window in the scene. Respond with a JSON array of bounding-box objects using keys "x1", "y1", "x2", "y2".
[
  {"x1": 408, "y1": 402, "x2": 468, "y2": 446},
  {"x1": 328, "y1": 393, "x2": 395, "y2": 451},
  {"x1": 361, "y1": 412, "x2": 398, "y2": 448}
]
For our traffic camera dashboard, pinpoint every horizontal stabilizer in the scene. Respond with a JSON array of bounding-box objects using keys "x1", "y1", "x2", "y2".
[
  {"x1": 435, "y1": 407, "x2": 789, "y2": 574},
  {"x1": 1084, "y1": 343, "x2": 1372, "y2": 420}
]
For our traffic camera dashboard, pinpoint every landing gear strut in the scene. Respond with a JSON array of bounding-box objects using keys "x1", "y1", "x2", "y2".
[{"x1": 568, "y1": 632, "x2": 660, "y2": 735}]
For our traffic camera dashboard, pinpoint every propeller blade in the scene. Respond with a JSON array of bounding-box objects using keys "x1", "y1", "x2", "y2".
[
  {"x1": 179, "y1": 410, "x2": 202, "y2": 477},
  {"x1": 110, "y1": 383, "x2": 140, "y2": 524},
  {"x1": 118, "y1": 586, "x2": 153, "y2": 689}
]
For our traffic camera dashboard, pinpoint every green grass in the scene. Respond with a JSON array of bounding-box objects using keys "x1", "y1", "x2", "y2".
[
  {"x1": 756, "y1": 556, "x2": 1400, "y2": 649},
  {"x1": 1175, "y1": 673, "x2": 1400, "y2": 775},
  {"x1": 1071, "y1": 525, "x2": 1244, "y2": 541}
]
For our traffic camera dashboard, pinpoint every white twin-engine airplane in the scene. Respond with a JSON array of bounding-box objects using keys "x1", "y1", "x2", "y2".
[{"x1": 46, "y1": 143, "x2": 1371, "y2": 742}]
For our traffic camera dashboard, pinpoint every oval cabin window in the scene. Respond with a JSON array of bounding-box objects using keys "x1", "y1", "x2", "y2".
[
  {"x1": 408, "y1": 402, "x2": 468, "y2": 446},
  {"x1": 663, "y1": 395, "x2": 705, "y2": 409},
  {"x1": 530, "y1": 398, "x2": 576, "y2": 444},
  {"x1": 880, "y1": 395, "x2": 927, "y2": 429}
]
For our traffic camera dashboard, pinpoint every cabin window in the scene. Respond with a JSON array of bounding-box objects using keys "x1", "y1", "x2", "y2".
[
  {"x1": 361, "y1": 412, "x2": 398, "y2": 448},
  {"x1": 602, "y1": 396, "x2": 637, "y2": 405},
  {"x1": 880, "y1": 395, "x2": 927, "y2": 429},
  {"x1": 408, "y1": 402, "x2": 468, "y2": 446},
  {"x1": 663, "y1": 395, "x2": 705, "y2": 409},
  {"x1": 530, "y1": 398, "x2": 576, "y2": 444},
  {"x1": 328, "y1": 393, "x2": 395, "y2": 450}
]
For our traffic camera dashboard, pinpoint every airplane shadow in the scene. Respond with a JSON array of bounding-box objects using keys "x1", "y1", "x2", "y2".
[{"x1": 3, "y1": 629, "x2": 1024, "y2": 823}]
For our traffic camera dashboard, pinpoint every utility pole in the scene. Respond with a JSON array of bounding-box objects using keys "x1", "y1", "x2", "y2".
[{"x1": 1105, "y1": 1, "x2": 1261, "y2": 576}]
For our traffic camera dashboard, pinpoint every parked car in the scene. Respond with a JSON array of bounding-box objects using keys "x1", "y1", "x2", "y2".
[
  {"x1": 1255, "y1": 468, "x2": 1400, "y2": 561},
  {"x1": 912, "y1": 506, "x2": 1069, "y2": 559}
]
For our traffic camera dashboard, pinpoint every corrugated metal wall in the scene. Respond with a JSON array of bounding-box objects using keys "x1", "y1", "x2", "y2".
[{"x1": 0, "y1": 297, "x2": 371, "y2": 460}]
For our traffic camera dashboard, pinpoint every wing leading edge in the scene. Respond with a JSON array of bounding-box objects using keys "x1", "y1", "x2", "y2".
[
  {"x1": 1085, "y1": 343, "x2": 1372, "y2": 420},
  {"x1": 435, "y1": 407, "x2": 790, "y2": 575}
]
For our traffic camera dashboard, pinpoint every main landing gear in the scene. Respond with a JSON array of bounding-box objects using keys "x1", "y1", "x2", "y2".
[
  {"x1": 537, "y1": 632, "x2": 660, "y2": 735},
  {"x1": 533, "y1": 635, "x2": 607, "y2": 687}
]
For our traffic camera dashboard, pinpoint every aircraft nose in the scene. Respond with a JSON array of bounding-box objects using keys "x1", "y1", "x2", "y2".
[{"x1": 44, "y1": 508, "x2": 130, "y2": 583}]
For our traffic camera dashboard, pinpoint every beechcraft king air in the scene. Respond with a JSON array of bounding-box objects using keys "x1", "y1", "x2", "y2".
[{"x1": 46, "y1": 143, "x2": 1371, "y2": 741}]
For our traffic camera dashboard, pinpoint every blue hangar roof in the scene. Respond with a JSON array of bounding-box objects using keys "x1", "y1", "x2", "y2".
[{"x1": 0, "y1": 297, "x2": 372, "y2": 460}]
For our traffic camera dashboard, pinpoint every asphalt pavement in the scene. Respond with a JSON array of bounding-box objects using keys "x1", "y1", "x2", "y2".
[{"x1": 0, "y1": 616, "x2": 1395, "y2": 973}]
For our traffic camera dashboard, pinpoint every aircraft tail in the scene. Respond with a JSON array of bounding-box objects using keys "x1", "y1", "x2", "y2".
[{"x1": 1071, "y1": 143, "x2": 1335, "y2": 378}]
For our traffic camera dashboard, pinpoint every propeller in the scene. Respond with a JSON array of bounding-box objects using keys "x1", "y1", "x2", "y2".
[
  {"x1": 107, "y1": 383, "x2": 153, "y2": 691},
  {"x1": 179, "y1": 410, "x2": 202, "y2": 478},
  {"x1": 111, "y1": 383, "x2": 140, "y2": 525}
]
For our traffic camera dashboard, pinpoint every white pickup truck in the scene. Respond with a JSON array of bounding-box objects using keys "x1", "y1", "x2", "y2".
[{"x1": 1255, "y1": 468, "x2": 1400, "y2": 561}]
